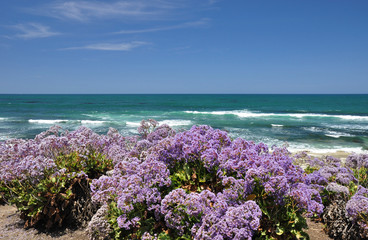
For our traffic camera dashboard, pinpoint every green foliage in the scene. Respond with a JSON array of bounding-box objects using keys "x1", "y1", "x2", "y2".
[
  {"x1": 304, "y1": 166, "x2": 319, "y2": 174},
  {"x1": 349, "y1": 182, "x2": 359, "y2": 196},
  {"x1": 169, "y1": 160, "x2": 220, "y2": 193},
  {"x1": 0, "y1": 182, "x2": 11, "y2": 204},
  {"x1": 3, "y1": 151, "x2": 112, "y2": 229},
  {"x1": 108, "y1": 201, "x2": 165, "y2": 240},
  {"x1": 6, "y1": 172, "x2": 82, "y2": 228},
  {"x1": 252, "y1": 180, "x2": 309, "y2": 240},
  {"x1": 55, "y1": 151, "x2": 113, "y2": 179},
  {"x1": 353, "y1": 166, "x2": 368, "y2": 188}
]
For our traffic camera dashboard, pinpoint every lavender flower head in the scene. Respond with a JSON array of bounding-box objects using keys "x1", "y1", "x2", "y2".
[
  {"x1": 346, "y1": 186, "x2": 368, "y2": 230},
  {"x1": 326, "y1": 182, "x2": 349, "y2": 196},
  {"x1": 346, "y1": 154, "x2": 368, "y2": 169}
]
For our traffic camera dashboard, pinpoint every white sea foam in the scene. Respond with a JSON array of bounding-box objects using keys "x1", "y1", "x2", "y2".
[
  {"x1": 159, "y1": 120, "x2": 192, "y2": 126},
  {"x1": 0, "y1": 135, "x2": 8, "y2": 141},
  {"x1": 28, "y1": 119, "x2": 68, "y2": 124},
  {"x1": 325, "y1": 130, "x2": 354, "y2": 138},
  {"x1": 126, "y1": 121, "x2": 141, "y2": 127},
  {"x1": 184, "y1": 110, "x2": 275, "y2": 118},
  {"x1": 184, "y1": 110, "x2": 368, "y2": 121},
  {"x1": 325, "y1": 134, "x2": 341, "y2": 138},
  {"x1": 302, "y1": 127, "x2": 324, "y2": 133},
  {"x1": 126, "y1": 120, "x2": 192, "y2": 128},
  {"x1": 303, "y1": 127, "x2": 355, "y2": 138},
  {"x1": 288, "y1": 113, "x2": 368, "y2": 120},
  {"x1": 323, "y1": 124, "x2": 368, "y2": 131},
  {"x1": 271, "y1": 124, "x2": 284, "y2": 127},
  {"x1": 81, "y1": 114, "x2": 95, "y2": 118},
  {"x1": 81, "y1": 120, "x2": 106, "y2": 125},
  {"x1": 0, "y1": 117, "x2": 7, "y2": 121},
  {"x1": 288, "y1": 146, "x2": 367, "y2": 154}
]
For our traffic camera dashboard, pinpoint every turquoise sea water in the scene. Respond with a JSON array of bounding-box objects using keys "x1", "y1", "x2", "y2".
[{"x1": 1, "y1": 94, "x2": 368, "y2": 153}]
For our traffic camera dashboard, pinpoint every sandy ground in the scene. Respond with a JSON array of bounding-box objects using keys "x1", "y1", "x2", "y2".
[
  {"x1": 305, "y1": 218, "x2": 332, "y2": 240},
  {"x1": 0, "y1": 204, "x2": 88, "y2": 240},
  {"x1": 303, "y1": 150, "x2": 353, "y2": 161},
  {"x1": 0, "y1": 204, "x2": 332, "y2": 240}
]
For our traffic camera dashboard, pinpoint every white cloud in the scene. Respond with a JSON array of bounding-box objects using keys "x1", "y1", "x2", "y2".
[
  {"x1": 63, "y1": 41, "x2": 148, "y2": 51},
  {"x1": 12, "y1": 23, "x2": 60, "y2": 39},
  {"x1": 40, "y1": 0, "x2": 183, "y2": 22},
  {"x1": 114, "y1": 18, "x2": 210, "y2": 34},
  {"x1": 208, "y1": 0, "x2": 220, "y2": 5}
]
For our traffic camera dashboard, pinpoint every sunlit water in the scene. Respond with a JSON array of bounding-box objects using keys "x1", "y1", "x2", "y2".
[{"x1": 1, "y1": 94, "x2": 367, "y2": 153}]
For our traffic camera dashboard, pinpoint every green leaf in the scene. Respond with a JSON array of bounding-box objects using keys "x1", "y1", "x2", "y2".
[{"x1": 276, "y1": 226, "x2": 284, "y2": 235}]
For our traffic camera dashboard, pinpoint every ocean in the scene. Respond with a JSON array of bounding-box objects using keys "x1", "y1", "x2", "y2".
[{"x1": 0, "y1": 94, "x2": 368, "y2": 153}]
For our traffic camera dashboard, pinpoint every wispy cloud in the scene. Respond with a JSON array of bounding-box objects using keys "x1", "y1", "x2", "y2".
[
  {"x1": 39, "y1": 1, "x2": 183, "y2": 22},
  {"x1": 12, "y1": 23, "x2": 60, "y2": 39},
  {"x1": 208, "y1": 0, "x2": 221, "y2": 5},
  {"x1": 114, "y1": 18, "x2": 210, "y2": 34},
  {"x1": 63, "y1": 41, "x2": 148, "y2": 51}
]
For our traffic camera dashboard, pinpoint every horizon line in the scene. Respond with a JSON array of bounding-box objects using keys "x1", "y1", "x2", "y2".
[{"x1": 1, "y1": 93, "x2": 367, "y2": 95}]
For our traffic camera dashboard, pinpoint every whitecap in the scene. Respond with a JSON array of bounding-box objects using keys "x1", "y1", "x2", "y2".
[
  {"x1": 288, "y1": 146, "x2": 367, "y2": 155},
  {"x1": 325, "y1": 131, "x2": 354, "y2": 138},
  {"x1": 322, "y1": 124, "x2": 368, "y2": 131},
  {"x1": 184, "y1": 110, "x2": 368, "y2": 121},
  {"x1": 271, "y1": 124, "x2": 284, "y2": 127},
  {"x1": 159, "y1": 120, "x2": 192, "y2": 126},
  {"x1": 126, "y1": 121, "x2": 141, "y2": 127},
  {"x1": 28, "y1": 119, "x2": 68, "y2": 124},
  {"x1": 302, "y1": 127, "x2": 324, "y2": 133},
  {"x1": 184, "y1": 110, "x2": 275, "y2": 118},
  {"x1": 81, "y1": 120, "x2": 106, "y2": 125}
]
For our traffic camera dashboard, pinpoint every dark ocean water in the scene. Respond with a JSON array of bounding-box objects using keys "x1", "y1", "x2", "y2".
[{"x1": 1, "y1": 94, "x2": 368, "y2": 153}]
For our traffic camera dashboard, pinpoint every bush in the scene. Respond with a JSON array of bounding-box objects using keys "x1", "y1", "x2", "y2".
[
  {"x1": 304, "y1": 153, "x2": 368, "y2": 239},
  {"x1": 91, "y1": 124, "x2": 323, "y2": 239},
  {"x1": 0, "y1": 126, "x2": 122, "y2": 230},
  {"x1": 3, "y1": 122, "x2": 368, "y2": 239}
]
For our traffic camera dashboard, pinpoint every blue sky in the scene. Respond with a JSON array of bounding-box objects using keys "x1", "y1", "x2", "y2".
[{"x1": 0, "y1": 0, "x2": 367, "y2": 94}]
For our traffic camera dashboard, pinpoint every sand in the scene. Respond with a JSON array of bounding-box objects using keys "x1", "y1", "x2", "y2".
[{"x1": 0, "y1": 204, "x2": 88, "y2": 240}]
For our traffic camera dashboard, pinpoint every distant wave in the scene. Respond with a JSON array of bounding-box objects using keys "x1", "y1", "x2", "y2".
[
  {"x1": 184, "y1": 110, "x2": 274, "y2": 118},
  {"x1": 324, "y1": 131, "x2": 354, "y2": 138},
  {"x1": 126, "y1": 121, "x2": 141, "y2": 127},
  {"x1": 81, "y1": 120, "x2": 106, "y2": 125},
  {"x1": 322, "y1": 124, "x2": 368, "y2": 131},
  {"x1": 184, "y1": 110, "x2": 368, "y2": 121},
  {"x1": 302, "y1": 127, "x2": 324, "y2": 133},
  {"x1": 271, "y1": 124, "x2": 284, "y2": 127},
  {"x1": 159, "y1": 120, "x2": 192, "y2": 126},
  {"x1": 28, "y1": 119, "x2": 107, "y2": 125},
  {"x1": 288, "y1": 146, "x2": 367, "y2": 154},
  {"x1": 0, "y1": 117, "x2": 8, "y2": 121},
  {"x1": 28, "y1": 119, "x2": 68, "y2": 124},
  {"x1": 302, "y1": 127, "x2": 354, "y2": 138}
]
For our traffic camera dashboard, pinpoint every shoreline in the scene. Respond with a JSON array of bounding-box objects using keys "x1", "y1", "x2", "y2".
[{"x1": 291, "y1": 149, "x2": 354, "y2": 160}]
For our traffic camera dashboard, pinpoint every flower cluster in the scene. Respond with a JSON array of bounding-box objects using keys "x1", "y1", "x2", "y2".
[
  {"x1": 0, "y1": 126, "x2": 132, "y2": 229},
  {"x1": 306, "y1": 156, "x2": 357, "y2": 190},
  {"x1": 346, "y1": 186, "x2": 368, "y2": 231},
  {"x1": 91, "y1": 124, "x2": 323, "y2": 239},
  {"x1": 302, "y1": 153, "x2": 368, "y2": 239},
  {"x1": 0, "y1": 126, "x2": 131, "y2": 184},
  {"x1": 87, "y1": 204, "x2": 112, "y2": 240},
  {"x1": 346, "y1": 154, "x2": 368, "y2": 170},
  {"x1": 7, "y1": 121, "x2": 368, "y2": 239}
]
